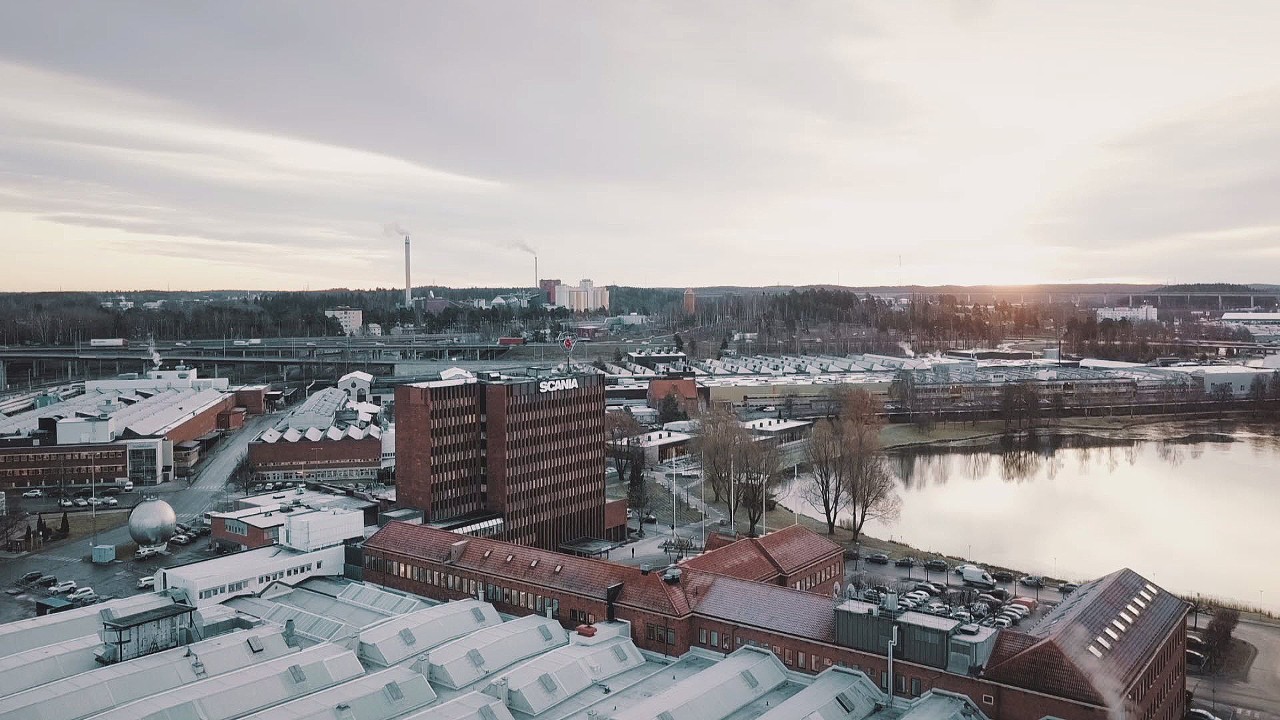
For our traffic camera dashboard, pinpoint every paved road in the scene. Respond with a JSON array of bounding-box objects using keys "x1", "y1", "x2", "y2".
[{"x1": 1188, "y1": 619, "x2": 1280, "y2": 719}]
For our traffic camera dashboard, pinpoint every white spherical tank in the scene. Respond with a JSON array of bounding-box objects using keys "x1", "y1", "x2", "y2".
[{"x1": 128, "y1": 497, "x2": 177, "y2": 545}]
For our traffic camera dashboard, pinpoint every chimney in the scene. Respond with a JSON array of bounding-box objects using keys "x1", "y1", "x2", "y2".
[{"x1": 404, "y1": 235, "x2": 412, "y2": 308}]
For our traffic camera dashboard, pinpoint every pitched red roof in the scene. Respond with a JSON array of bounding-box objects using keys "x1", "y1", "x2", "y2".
[
  {"x1": 366, "y1": 522, "x2": 692, "y2": 617},
  {"x1": 680, "y1": 525, "x2": 842, "y2": 584},
  {"x1": 754, "y1": 525, "x2": 843, "y2": 574},
  {"x1": 984, "y1": 568, "x2": 1189, "y2": 708},
  {"x1": 680, "y1": 537, "x2": 781, "y2": 583}
]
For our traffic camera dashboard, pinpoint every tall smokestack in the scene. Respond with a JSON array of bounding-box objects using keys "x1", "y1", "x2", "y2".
[
  {"x1": 404, "y1": 235, "x2": 411, "y2": 308},
  {"x1": 534, "y1": 255, "x2": 538, "y2": 292}
]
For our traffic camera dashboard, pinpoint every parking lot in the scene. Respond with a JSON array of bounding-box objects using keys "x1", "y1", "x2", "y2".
[{"x1": 0, "y1": 523, "x2": 214, "y2": 624}]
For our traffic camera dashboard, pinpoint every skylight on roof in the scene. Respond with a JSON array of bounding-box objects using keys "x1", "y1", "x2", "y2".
[
  {"x1": 1145, "y1": 583, "x2": 1158, "y2": 595},
  {"x1": 1138, "y1": 590, "x2": 1152, "y2": 601},
  {"x1": 530, "y1": 559, "x2": 538, "y2": 568},
  {"x1": 483, "y1": 550, "x2": 491, "y2": 559},
  {"x1": 505, "y1": 554, "x2": 513, "y2": 563},
  {"x1": 1112, "y1": 619, "x2": 1127, "y2": 632},
  {"x1": 1087, "y1": 645, "x2": 1102, "y2": 658},
  {"x1": 1133, "y1": 597, "x2": 1147, "y2": 609},
  {"x1": 554, "y1": 564, "x2": 563, "y2": 573},
  {"x1": 1105, "y1": 627, "x2": 1119, "y2": 641},
  {"x1": 1096, "y1": 636, "x2": 1111, "y2": 650}
]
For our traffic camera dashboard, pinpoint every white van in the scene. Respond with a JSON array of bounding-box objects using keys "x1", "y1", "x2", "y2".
[
  {"x1": 961, "y1": 566, "x2": 997, "y2": 590},
  {"x1": 122, "y1": 480, "x2": 134, "y2": 492}
]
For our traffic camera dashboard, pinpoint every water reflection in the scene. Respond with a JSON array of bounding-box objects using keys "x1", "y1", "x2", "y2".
[{"x1": 782, "y1": 422, "x2": 1280, "y2": 613}]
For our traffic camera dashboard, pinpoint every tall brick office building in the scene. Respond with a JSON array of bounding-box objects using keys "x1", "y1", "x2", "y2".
[{"x1": 396, "y1": 369, "x2": 606, "y2": 551}]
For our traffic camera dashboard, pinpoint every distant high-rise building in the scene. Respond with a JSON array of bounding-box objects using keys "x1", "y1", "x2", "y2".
[
  {"x1": 324, "y1": 307, "x2": 363, "y2": 335},
  {"x1": 1096, "y1": 306, "x2": 1157, "y2": 323},
  {"x1": 396, "y1": 368, "x2": 606, "y2": 551},
  {"x1": 683, "y1": 288, "x2": 696, "y2": 315},
  {"x1": 554, "y1": 279, "x2": 610, "y2": 312}
]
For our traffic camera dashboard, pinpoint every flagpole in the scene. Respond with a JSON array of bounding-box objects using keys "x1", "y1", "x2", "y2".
[{"x1": 793, "y1": 465, "x2": 799, "y2": 526}]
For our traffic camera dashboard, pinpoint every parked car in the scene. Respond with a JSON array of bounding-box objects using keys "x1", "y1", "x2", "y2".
[
  {"x1": 135, "y1": 547, "x2": 162, "y2": 560},
  {"x1": 67, "y1": 587, "x2": 95, "y2": 601},
  {"x1": 898, "y1": 597, "x2": 920, "y2": 610},
  {"x1": 137, "y1": 576, "x2": 155, "y2": 589},
  {"x1": 987, "y1": 588, "x2": 1012, "y2": 602},
  {"x1": 995, "y1": 612, "x2": 1021, "y2": 626},
  {"x1": 1186, "y1": 709, "x2": 1223, "y2": 720},
  {"x1": 19, "y1": 571, "x2": 43, "y2": 584},
  {"x1": 969, "y1": 603, "x2": 990, "y2": 619},
  {"x1": 103, "y1": 497, "x2": 118, "y2": 506},
  {"x1": 1185, "y1": 649, "x2": 1208, "y2": 673},
  {"x1": 1058, "y1": 582, "x2": 1079, "y2": 594},
  {"x1": 1019, "y1": 575, "x2": 1046, "y2": 588},
  {"x1": 990, "y1": 616, "x2": 1012, "y2": 629},
  {"x1": 34, "y1": 575, "x2": 58, "y2": 587},
  {"x1": 50, "y1": 580, "x2": 77, "y2": 594},
  {"x1": 976, "y1": 593, "x2": 1001, "y2": 606},
  {"x1": 912, "y1": 582, "x2": 938, "y2": 596},
  {"x1": 894, "y1": 557, "x2": 916, "y2": 568},
  {"x1": 21, "y1": 489, "x2": 43, "y2": 498},
  {"x1": 170, "y1": 534, "x2": 191, "y2": 545},
  {"x1": 74, "y1": 498, "x2": 88, "y2": 507},
  {"x1": 924, "y1": 559, "x2": 949, "y2": 572},
  {"x1": 58, "y1": 498, "x2": 74, "y2": 508},
  {"x1": 904, "y1": 590, "x2": 930, "y2": 603},
  {"x1": 175, "y1": 524, "x2": 192, "y2": 534},
  {"x1": 862, "y1": 589, "x2": 881, "y2": 602},
  {"x1": 950, "y1": 610, "x2": 973, "y2": 622},
  {"x1": 991, "y1": 571, "x2": 1015, "y2": 583},
  {"x1": 101, "y1": 487, "x2": 121, "y2": 496},
  {"x1": 192, "y1": 526, "x2": 211, "y2": 537},
  {"x1": 866, "y1": 553, "x2": 890, "y2": 565},
  {"x1": 925, "y1": 581, "x2": 947, "y2": 595},
  {"x1": 872, "y1": 584, "x2": 891, "y2": 596},
  {"x1": 1186, "y1": 633, "x2": 1207, "y2": 652}
]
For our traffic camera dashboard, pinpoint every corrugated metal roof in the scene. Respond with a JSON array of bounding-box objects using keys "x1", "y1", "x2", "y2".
[
  {"x1": 428, "y1": 615, "x2": 568, "y2": 690},
  {"x1": 358, "y1": 600, "x2": 501, "y2": 668},
  {"x1": 238, "y1": 666, "x2": 436, "y2": 720},
  {"x1": 611, "y1": 647, "x2": 787, "y2": 720}
]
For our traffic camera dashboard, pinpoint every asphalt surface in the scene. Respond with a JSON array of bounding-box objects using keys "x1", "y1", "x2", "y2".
[
  {"x1": 0, "y1": 411, "x2": 280, "y2": 623},
  {"x1": 1188, "y1": 619, "x2": 1280, "y2": 719}
]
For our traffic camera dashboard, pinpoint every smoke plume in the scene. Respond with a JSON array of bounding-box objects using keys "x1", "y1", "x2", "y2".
[{"x1": 383, "y1": 222, "x2": 410, "y2": 237}]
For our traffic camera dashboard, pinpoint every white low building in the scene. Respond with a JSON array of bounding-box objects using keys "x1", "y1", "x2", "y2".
[
  {"x1": 157, "y1": 544, "x2": 345, "y2": 606},
  {"x1": 1096, "y1": 306, "x2": 1158, "y2": 322}
]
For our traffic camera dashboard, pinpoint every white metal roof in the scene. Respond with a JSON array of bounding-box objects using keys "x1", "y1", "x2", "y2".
[
  {"x1": 89, "y1": 643, "x2": 364, "y2": 720},
  {"x1": 238, "y1": 666, "x2": 437, "y2": 720},
  {"x1": 751, "y1": 666, "x2": 880, "y2": 720},
  {"x1": 0, "y1": 593, "x2": 171, "y2": 661},
  {"x1": 358, "y1": 599, "x2": 502, "y2": 668},
  {"x1": 493, "y1": 635, "x2": 644, "y2": 716},
  {"x1": 0, "y1": 634, "x2": 102, "y2": 699},
  {"x1": 428, "y1": 615, "x2": 569, "y2": 690},
  {"x1": 0, "y1": 629, "x2": 296, "y2": 720},
  {"x1": 398, "y1": 691, "x2": 515, "y2": 720},
  {"x1": 610, "y1": 647, "x2": 788, "y2": 720}
]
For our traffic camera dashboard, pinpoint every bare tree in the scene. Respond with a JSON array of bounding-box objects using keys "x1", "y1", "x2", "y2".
[
  {"x1": 737, "y1": 436, "x2": 782, "y2": 537},
  {"x1": 837, "y1": 387, "x2": 901, "y2": 545},
  {"x1": 692, "y1": 405, "x2": 744, "y2": 506},
  {"x1": 803, "y1": 418, "x2": 847, "y2": 535},
  {"x1": 605, "y1": 411, "x2": 644, "y2": 483}
]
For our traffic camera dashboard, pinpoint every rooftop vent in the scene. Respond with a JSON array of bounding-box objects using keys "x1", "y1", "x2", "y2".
[{"x1": 662, "y1": 568, "x2": 683, "y2": 585}]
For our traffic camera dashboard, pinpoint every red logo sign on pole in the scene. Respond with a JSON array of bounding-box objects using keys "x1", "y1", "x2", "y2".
[{"x1": 562, "y1": 337, "x2": 576, "y2": 352}]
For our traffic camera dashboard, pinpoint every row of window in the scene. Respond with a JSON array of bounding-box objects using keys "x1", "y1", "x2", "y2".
[
  {"x1": 199, "y1": 579, "x2": 250, "y2": 599},
  {"x1": 792, "y1": 561, "x2": 842, "y2": 591},
  {"x1": 369, "y1": 555, "x2": 574, "y2": 621}
]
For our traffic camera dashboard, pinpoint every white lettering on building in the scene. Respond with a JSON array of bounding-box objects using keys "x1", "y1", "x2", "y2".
[{"x1": 538, "y1": 378, "x2": 581, "y2": 393}]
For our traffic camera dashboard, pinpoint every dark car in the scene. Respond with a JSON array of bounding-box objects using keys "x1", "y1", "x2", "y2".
[
  {"x1": 924, "y1": 559, "x2": 948, "y2": 572},
  {"x1": 1019, "y1": 575, "x2": 1046, "y2": 588},
  {"x1": 101, "y1": 487, "x2": 121, "y2": 496},
  {"x1": 912, "y1": 582, "x2": 938, "y2": 596},
  {"x1": 991, "y1": 571, "x2": 1015, "y2": 583},
  {"x1": 1058, "y1": 582, "x2": 1079, "y2": 594},
  {"x1": 19, "y1": 571, "x2": 43, "y2": 584},
  {"x1": 34, "y1": 575, "x2": 58, "y2": 587},
  {"x1": 987, "y1": 588, "x2": 1012, "y2": 602},
  {"x1": 866, "y1": 553, "x2": 890, "y2": 565},
  {"x1": 642, "y1": 514, "x2": 657, "y2": 524},
  {"x1": 894, "y1": 557, "x2": 916, "y2": 568},
  {"x1": 862, "y1": 589, "x2": 881, "y2": 602},
  {"x1": 873, "y1": 584, "x2": 891, "y2": 596}
]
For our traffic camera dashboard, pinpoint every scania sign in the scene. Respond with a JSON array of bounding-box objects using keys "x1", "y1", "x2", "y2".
[{"x1": 538, "y1": 378, "x2": 580, "y2": 393}]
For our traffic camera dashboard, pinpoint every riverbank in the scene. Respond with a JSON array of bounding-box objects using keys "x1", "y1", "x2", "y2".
[{"x1": 878, "y1": 411, "x2": 1264, "y2": 450}]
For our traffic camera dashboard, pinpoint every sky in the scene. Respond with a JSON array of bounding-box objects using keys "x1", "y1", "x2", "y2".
[{"x1": 2, "y1": 1, "x2": 1280, "y2": 292}]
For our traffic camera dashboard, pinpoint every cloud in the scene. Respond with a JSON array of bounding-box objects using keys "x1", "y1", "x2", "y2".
[{"x1": 1, "y1": 2, "x2": 1280, "y2": 289}]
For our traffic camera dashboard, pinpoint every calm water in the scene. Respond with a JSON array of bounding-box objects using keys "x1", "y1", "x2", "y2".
[{"x1": 779, "y1": 424, "x2": 1280, "y2": 613}]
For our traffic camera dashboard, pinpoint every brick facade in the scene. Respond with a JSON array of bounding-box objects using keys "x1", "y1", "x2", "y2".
[
  {"x1": 395, "y1": 372, "x2": 607, "y2": 551},
  {"x1": 0, "y1": 443, "x2": 127, "y2": 490},
  {"x1": 362, "y1": 523, "x2": 1183, "y2": 720},
  {"x1": 247, "y1": 436, "x2": 382, "y2": 480}
]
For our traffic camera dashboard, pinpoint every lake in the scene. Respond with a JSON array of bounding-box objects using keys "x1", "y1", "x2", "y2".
[{"x1": 778, "y1": 422, "x2": 1280, "y2": 613}]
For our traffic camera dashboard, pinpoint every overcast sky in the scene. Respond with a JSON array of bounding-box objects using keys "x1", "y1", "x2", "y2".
[{"x1": 2, "y1": 2, "x2": 1279, "y2": 292}]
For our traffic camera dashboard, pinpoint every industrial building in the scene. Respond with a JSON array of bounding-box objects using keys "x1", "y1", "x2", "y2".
[
  {"x1": 0, "y1": 368, "x2": 262, "y2": 490},
  {"x1": 364, "y1": 522, "x2": 1190, "y2": 720},
  {"x1": 396, "y1": 367, "x2": 606, "y2": 552},
  {"x1": 0, "y1": 567, "x2": 993, "y2": 720},
  {"x1": 1096, "y1": 306, "x2": 1158, "y2": 322},
  {"x1": 248, "y1": 373, "x2": 386, "y2": 484},
  {"x1": 553, "y1": 279, "x2": 610, "y2": 312}
]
